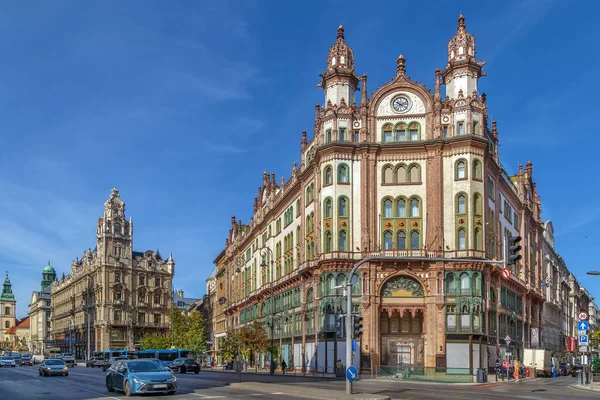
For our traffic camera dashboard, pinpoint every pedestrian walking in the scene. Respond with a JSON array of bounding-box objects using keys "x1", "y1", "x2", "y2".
[
  {"x1": 514, "y1": 360, "x2": 520, "y2": 383},
  {"x1": 281, "y1": 360, "x2": 287, "y2": 374}
]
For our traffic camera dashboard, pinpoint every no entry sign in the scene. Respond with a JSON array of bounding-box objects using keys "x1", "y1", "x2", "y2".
[{"x1": 502, "y1": 268, "x2": 511, "y2": 280}]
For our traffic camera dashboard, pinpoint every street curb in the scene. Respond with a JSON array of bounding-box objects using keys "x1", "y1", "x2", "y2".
[
  {"x1": 206, "y1": 368, "x2": 338, "y2": 379},
  {"x1": 365, "y1": 377, "x2": 540, "y2": 386},
  {"x1": 569, "y1": 384, "x2": 600, "y2": 392},
  {"x1": 231, "y1": 382, "x2": 391, "y2": 400}
]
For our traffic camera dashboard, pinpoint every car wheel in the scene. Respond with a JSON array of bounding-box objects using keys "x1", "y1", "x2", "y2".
[
  {"x1": 195, "y1": 370, "x2": 199, "y2": 374},
  {"x1": 65, "y1": 372, "x2": 69, "y2": 376},
  {"x1": 168, "y1": 390, "x2": 177, "y2": 395},
  {"x1": 39, "y1": 371, "x2": 42, "y2": 376},
  {"x1": 124, "y1": 380, "x2": 132, "y2": 397},
  {"x1": 106, "y1": 378, "x2": 114, "y2": 392}
]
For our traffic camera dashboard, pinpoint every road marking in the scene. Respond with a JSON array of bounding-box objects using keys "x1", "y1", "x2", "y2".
[{"x1": 271, "y1": 393, "x2": 285, "y2": 395}]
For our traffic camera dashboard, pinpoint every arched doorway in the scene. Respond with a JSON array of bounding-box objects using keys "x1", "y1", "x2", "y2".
[{"x1": 379, "y1": 275, "x2": 426, "y2": 368}]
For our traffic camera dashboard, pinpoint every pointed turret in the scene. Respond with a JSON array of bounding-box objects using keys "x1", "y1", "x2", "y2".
[
  {"x1": 1, "y1": 272, "x2": 15, "y2": 301},
  {"x1": 441, "y1": 15, "x2": 486, "y2": 100}
]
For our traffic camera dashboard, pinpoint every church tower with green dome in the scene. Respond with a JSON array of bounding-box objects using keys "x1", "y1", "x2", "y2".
[
  {"x1": 0, "y1": 272, "x2": 17, "y2": 342},
  {"x1": 41, "y1": 261, "x2": 57, "y2": 291}
]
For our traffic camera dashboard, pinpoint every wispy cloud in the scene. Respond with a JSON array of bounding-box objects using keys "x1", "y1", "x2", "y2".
[{"x1": 555, "y1": 207, "x2": 600, "y2": 236}]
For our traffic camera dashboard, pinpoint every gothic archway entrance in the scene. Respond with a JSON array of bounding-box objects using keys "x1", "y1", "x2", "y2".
[{"x1": 379, "y1": 275, "x2": 426, "y2": 368}]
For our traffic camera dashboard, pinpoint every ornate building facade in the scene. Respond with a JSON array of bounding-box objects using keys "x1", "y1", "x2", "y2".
[
  {"x1": 215, "y1": 16, "x2": 546, "y2": 375},
  {"x1": 0, "y1": 273, "x2": 17, "y2": 345},
  {"x1": 28, "y1": 262, "x2": 57, "y2": 355},
  {"x1": 50, "y1": 189, "x2": 175, "y2": 357}
]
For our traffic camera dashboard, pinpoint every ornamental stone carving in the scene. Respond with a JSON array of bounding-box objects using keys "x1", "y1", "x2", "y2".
[{"x1": 381, "y1": 276, "x2": 424, "y2": 297}]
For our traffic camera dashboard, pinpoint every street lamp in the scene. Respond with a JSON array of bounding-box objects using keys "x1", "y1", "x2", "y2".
[
  {"x1": 259, "y1": 246, "x2": 275, "y2": 375},
  {"x1": 586, "y1": 271, "x2": 600, "y2": 276}
]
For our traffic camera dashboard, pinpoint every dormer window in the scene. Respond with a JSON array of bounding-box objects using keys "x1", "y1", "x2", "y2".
[
  {"x1": 325, "y1": 129, "x2": 332, "y2": 143},
  {"x1": 331, "y1": 57, "x2": 336, "y2": 66},
  {"x1": 457, "y1": 122, "x2": 465, "y2": 136},
  {"x1": 340, "y1": 55, "x2": 345, "y2": 64},
  {"x1": 339, "y1": 128, "x2": 346, "y2": 141}
]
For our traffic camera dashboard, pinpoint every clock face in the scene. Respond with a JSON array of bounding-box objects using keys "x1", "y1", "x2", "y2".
[{"x1": 392, "y1": 96, "x2": 410, "y2": 113}]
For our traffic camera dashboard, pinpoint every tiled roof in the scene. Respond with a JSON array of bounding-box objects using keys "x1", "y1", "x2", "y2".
[
  {"x1": 5, "y1": 325, "x2": 16, "y2": 335},
  {"x1": 16, "y1": 316, "x2": 30, "y2": 329}
]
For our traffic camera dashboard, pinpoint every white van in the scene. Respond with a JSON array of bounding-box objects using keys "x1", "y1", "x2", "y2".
[{"x1": 32, "y1": 354, "x2": 45, "y2": 364}]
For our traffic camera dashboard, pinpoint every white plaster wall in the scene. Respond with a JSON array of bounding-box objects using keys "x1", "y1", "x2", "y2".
[
  {"x1": 325, "y1": 82, "x2": 355, "y2": 107},
  {"x1": 442, "y1": 154, "x2": 485, "y2": 251},
  {"x1": 376, "y1": 91, "x2": 426, "y2": 117},
  {"x1": 445, "y1": 72, "x2": 478, "y2": 100}
]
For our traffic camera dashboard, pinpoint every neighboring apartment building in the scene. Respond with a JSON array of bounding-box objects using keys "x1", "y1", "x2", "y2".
[
  {"x1": 50, "y1": 189, "x2": 175, "y2": 357},
  {"x1": 540, "y1": 221, "x2": 570, "y2": 356},
  {"x1": 29, "y1": 262, "x2": 57, "y2": 355},
  {"x1": 174, "y1": 290, "x2": 201, "y2": 312},
  {"x1": 212, "y1": 16, "x2": 546, "y2": 374},
  {"x1": 0, "y1": 273, "x2": 17, "y2": 346}
]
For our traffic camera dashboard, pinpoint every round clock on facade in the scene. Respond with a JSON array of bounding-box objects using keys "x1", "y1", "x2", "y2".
[{"x1": 392, "y1": 96, "x2": 410, "y2": 113}]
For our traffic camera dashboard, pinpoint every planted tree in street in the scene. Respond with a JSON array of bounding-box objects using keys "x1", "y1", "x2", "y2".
[
  {"x1": 220, "y1": 327, "x2": 242, "y2": 362},
  {"x1": 140, "y1": 307, "x2": 207, "y2": 355},
  {"x1": 239, "y1": 320, "x2": 268, "y2": 370},
  {"x1": 140, "y1": 333, "x2": 170, "y2": 350}
]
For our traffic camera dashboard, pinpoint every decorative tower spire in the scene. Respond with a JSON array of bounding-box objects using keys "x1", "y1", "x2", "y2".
[
  {"x1": 1, "y1": 272, "x2": 15, "y2": 301},
  {"x1": 441, "y1": 14, "x2": 486, "y2": 100},
  {"x1": 41, "y1": 261, "x2": 57, "y2": 291},
  {"x1": 396, "y1": 54, "x2": 406, "y2": 77},
  {"x1": 318, "y1": 25, "x2": 360, "y2": 107}
]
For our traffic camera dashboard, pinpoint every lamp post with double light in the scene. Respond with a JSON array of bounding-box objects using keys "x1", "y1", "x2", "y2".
[{"x1": 259, "y1": 246, "x2": 275, "y2": 375}]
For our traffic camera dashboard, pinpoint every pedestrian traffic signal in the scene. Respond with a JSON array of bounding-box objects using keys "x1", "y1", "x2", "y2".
[
  {"x1": 507, "y1": 236, "x2": 522, "y2": 265},
  {"x1": 353, "y1": 315, "x2": 363, "y2": 338}
]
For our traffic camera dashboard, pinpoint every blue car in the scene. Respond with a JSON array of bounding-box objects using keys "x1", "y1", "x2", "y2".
[{"x1": 106, "y1": 359, "x2": 177, "y2": 396}]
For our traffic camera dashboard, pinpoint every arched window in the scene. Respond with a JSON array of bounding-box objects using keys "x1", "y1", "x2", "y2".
[
  {"x1": 446, "y1": 274, "x2": 456, "y2": 294},
  {"x1": 338, "y1": 197, "x2": 347, "y2": 217},
  {"x1": 397, "y1": 231, "x2": 407, "y2": 250},
  {"x1": 382, "y1": 124, "x2": 393, "y2": 142},
  {"x1": 474, "y1": 228, "x2": 482, "y2": 250},
  {"x1": 324, "y1": 166, "x2": 333, "y2": 185},
  {"x1": 383, "y1": 199, "x2": 393, "y2": 218},
  {"x1": 473, "y1": 193, "x2": 482, "y2": 215},
  {"x1": 460, "y1": 272, "x2": 470, "y2": 293},
  {"x1": 396, "y1": 198, "x2": 406, "y2": 218},
  {"x1": 338, "y1": 164, "x2": 349, "y2": 183},
  {"x1": 408, "y1": 122, "x2": 420, "y2": 141},
  {"x1": 456, "y1": 160, "x2": 466, "y2": 179},
  {"x1": 339, "y1": 230, "x2": 347, "y2": 251},
  {"x1": 396, "y1": 165, "x2": 407, "y2": 183},
  {"x1": 457, "y1": 228, "x2": 467, "y2": 250},
  {"x1": 324, "y1": 198, "x2": 333, "y2": 218},
  {"x1": 325, "y1": 231, "x2": 332, "y2": 252},
  {"x1": 306, "y1": 185, "x2": 313, "y2": 203},
  {"x1": 408, "y1": 164, "x2": 420, "y2": 183},
  {"x1": 457, "y1": 194, "x2": 466, "y2": 214},
  {"x1": 473, "y1": 159, "x2": 483, "y2": 180},
  {"x1": 383, "y1": 230, "x2": 393, "y2": 250},
  {"x1": 382, "y1": 165, "x2": 394, "y2": 183},
  {"x1": 410, "y1": 198, "x2": 420, "y2": 217},
  {"x1": 410, "y1": 231, "x2": 420, "y2": 249},
  {"x1": 394, "y1": 123, "x2": 406, "y2": 142}
]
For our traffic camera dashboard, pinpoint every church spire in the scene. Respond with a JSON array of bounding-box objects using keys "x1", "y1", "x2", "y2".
[{"x1": 1, "y1": 272, "x2": 15, "y2": 301}]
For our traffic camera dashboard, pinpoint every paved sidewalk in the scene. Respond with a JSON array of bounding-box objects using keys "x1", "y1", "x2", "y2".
[
  {"x1": 232, "y1": 381, "x2": 391, "y2": 400},
  {"x1": 570, "y1": 383, "x2": 600, "y2": 392}
]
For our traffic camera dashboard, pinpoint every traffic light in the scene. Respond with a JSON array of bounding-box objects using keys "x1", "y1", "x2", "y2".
[
  {"x1": 353, "y1": 315, "x2": 363, "y2": 339},
  {"x1": 507, "y1": 236, "x2": 522, "y2": 265}
]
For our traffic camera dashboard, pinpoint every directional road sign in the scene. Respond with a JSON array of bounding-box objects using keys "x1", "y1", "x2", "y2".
[
  {"x1": 578, "y1": 312, "x2": 589, "y2": 321},
  {"x1": 346, "y1": 365, "x2": 358, "y2": 382},
  {"x1": 578, "y1": 321, "x2": 589, "y2": 331},
  {"x1": 579, "y1": 335, "x2": 588, "y2": 344}
]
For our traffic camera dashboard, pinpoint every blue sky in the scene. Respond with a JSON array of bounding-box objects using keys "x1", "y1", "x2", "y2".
[{"x1": 0, "y1": 0, "x2": 598, "y2": 318}]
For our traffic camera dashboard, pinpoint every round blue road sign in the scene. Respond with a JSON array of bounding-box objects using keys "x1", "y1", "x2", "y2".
[{"x1": 346, "y1": 365, "x2": 358, "y2": 382}]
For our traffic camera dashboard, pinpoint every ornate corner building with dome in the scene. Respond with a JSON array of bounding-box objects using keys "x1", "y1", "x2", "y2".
[
  {"x1": 213, "y1": 16, "x2": 546, "y2": 375},
  {"x1": 49, "y1": 189, "x2": 175, "y2": 357}
]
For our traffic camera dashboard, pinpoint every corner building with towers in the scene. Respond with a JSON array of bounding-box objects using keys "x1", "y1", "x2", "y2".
[
  {"x1": 50, "y1": 189, "x2": 175, "y2": 357},
  {"x1": 216, "y1": 16, "x2": 545, "y2": 377}
]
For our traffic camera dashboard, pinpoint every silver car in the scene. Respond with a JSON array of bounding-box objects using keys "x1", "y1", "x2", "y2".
[
  {"x1": 0, "y1": 356, "x2": 16, "y2": 367},
  {"x1": 39, "y1": 358, "x2": 69, "y2": 376}
]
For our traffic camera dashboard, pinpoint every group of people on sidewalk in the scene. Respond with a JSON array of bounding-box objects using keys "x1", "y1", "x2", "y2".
[{"x1": 495, "y1": 359, "x2": 525, "y2": 382}]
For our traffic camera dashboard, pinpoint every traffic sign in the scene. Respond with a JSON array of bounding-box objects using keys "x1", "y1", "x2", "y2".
[
  {"x1": 579, "y1": 335, "x2": 588, "y2": 344},
  {"x1": 352, "y1": 339, "x2": 357, "y2": 352},
  {"x1": 346, "y1": 365, "x2": 358, "y2": 382},
  {"x1": 578, "y1": 321, "x2": 590, "y2": 331},
  {"x1": 579, "y1": 345, "x2": 589, "y2": 352},
  {"x1": 578, "y1": 312, "x2": 589, "y2": 321},
  {"x1": 502, "y1": 268, "x2": 511, "y2": 280},
  {"x1": 504, "y1": 335, "x2": 512, "y2": 343}
]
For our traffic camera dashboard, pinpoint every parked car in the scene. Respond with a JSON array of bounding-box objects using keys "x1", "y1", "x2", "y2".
[
  {"x1": 86, "y1": 357, "x2": 104, "y2": 368},
  {"x1": 102, "y1": 356, "x2": 127, "y2": 372},
  {"x1": 39, "y1": 358, "x2": 69, "y2": 376},
  {"x1": 571, "y1": 365, "x2": 583, "y2": 377},
  {"x1": 105, "y1": 359, "x2": 177, "y2": 396},
  {"x1": 171, "y1": 358, "x2": 200, "y2": 374},
  {"x1": 19, "y1": 356, "x2": 33, "y2": 366},
  {"x1": 0, "y1": 356, "x2": 16, "y2": 367}
]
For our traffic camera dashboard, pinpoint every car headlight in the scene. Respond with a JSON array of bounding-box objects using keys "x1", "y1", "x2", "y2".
[
  {"x1": 166, "y1": 377, "x2": 177, "y2": 383},
  {"x1": 63, "y1": 366, "x2": 68, "y2": 370},
  {"x1": 45, "y1": 367, "x2": 51, "y2": 370}
]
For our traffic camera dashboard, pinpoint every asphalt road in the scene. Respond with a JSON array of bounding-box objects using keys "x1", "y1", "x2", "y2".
[
  {"x1": 0, "y1": 365, "x2": 313, "y2": 399},
  {"x1": 0, "y1": 365, "x2": 596, "y2": 400}
]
